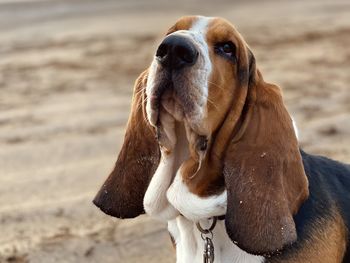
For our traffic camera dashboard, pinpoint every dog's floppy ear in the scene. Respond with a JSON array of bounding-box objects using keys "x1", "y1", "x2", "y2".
[
  {"x1": 223, "y1": 54, "x2": 309, "y2": 255},
  {"x1": 93, "y1": 69, "x2": 160, "y2": 219}
]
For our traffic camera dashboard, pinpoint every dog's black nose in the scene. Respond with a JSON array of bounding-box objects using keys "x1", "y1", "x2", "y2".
[{"x1": 156, "y1": 35, "x2": 198, "y2": 69}]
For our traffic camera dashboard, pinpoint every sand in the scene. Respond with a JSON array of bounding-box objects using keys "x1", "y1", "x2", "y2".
[{"x1": 0, "y1": 0, "x2": 349, "y2": 262}]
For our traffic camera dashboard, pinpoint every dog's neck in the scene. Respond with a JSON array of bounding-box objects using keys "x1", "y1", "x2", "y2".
[{"x1": 168, "y1": 217, "x2": 264, "y2": 263}]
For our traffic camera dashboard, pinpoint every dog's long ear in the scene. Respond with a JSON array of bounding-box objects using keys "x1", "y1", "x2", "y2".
[
  {"x1": 93, "y1": 70, "x2": 160, "y2": 219},
  {"x1": 224, "y1": 55, "x2": 309, "y2": 255}
]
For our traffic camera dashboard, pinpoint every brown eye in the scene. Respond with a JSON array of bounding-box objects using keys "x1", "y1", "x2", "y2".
[
  {"x1": 215, "y1": 42, "x2": 236, "y2": 61},
  {"x1": 223, "y1": 43, "x2": 233, "y2": 54}
]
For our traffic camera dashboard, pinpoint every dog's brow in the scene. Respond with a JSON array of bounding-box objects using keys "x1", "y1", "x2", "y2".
[{"x1": 189, "y1": 16, "x2": 212, "y2": 33}]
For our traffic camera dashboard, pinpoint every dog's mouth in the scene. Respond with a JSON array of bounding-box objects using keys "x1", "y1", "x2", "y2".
[
  {"x1": 149, "y1": 76, "x2": 183, "y2": 122},
  {"x1": 147, "y1": 69, "x2": 208, "y2": 137}
]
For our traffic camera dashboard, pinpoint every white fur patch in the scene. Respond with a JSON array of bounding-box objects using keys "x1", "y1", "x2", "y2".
[
  {"x1": 167, "y1": 171, "x2": 227, "y2": 221},
  {"x1": 190, "y1": 16, "x2": 213, "y2": 32},
  {"x1": 143, "y1": 153, "x2": 179, "y2": 221}
]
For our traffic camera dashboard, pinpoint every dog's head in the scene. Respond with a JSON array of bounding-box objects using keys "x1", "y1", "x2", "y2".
[{"x1": 94, "y1": 16, "x2": 309, "y2": 256}]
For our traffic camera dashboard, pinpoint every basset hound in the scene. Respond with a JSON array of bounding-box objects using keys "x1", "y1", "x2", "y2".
[{"x1": 93, "y1": 16, "x2": 350, "y2": 263}]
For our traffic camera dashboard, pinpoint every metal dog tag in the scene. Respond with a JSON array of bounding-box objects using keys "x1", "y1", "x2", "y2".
[
  {"x1": 203, "y1": 237, "x2": 214, "y2": 263},
  {"x1": 197, "y1": 217, "x2": 217, "y2": 263}
]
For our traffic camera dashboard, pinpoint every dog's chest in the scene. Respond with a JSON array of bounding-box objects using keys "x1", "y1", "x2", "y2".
[{"x1": 168, "y1": 217, "x2": 264, "y2": 263}]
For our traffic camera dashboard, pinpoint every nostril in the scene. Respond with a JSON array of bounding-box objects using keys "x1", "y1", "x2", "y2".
[
  {"x1": 176, "y1": 46, "x2": 196, "y2": 64},
  {"x1": 156, "y1": 43, "x2": 168, "y2": 59}
]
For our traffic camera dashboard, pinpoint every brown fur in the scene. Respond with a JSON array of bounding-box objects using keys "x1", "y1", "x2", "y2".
[
  {"x1": 93, "y1": 70, "x2": 160, "y2": 218},
  {"x1": 223, "y1": 71, "x2": 309, "y2": 255}
]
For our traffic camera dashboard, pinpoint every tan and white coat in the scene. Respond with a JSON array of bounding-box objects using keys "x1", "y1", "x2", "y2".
[{"x1": 94, "y1": 16, "x2": 349, "y2": 263}]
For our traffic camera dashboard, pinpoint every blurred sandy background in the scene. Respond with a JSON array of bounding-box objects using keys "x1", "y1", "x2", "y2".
[{"x1": 0, "y1": 0, "x2": 349, "y2": 262}]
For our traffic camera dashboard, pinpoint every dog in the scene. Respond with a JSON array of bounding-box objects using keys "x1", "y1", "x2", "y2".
[{"x1": 93, "y1": 16, "x2": 350, "y2": 263}]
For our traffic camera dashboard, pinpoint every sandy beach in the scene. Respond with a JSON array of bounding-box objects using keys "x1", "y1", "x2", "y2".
[{"x1": 0, "y1": 0, "x2": 349, "y2": 262}]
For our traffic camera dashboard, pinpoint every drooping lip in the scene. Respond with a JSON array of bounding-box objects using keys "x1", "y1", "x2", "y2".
[
  {"x1": 147, "y1": 76, "x2": 173, "y2": 124},
  {"x1": 150, "y1": 80, "x2": 173, "y2": 110}
]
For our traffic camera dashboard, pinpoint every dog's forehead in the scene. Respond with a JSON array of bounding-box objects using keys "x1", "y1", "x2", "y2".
[
  {"x1": 169, "y1": 16, "x2": 236, "y2": 42},
  {"x1": 169, "y1": 16, "x2": 198, "y2": 31}
]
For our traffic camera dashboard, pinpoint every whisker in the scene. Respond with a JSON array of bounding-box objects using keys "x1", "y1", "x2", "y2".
[
  {"x1": 134, "y1": 85, "x2": 146, "y2": 109},
  {"x1": 134, "y1": 85, "x2": 146, "y2": 97},
  {"x1": 207, "y1": 80, "x2": 225, "y2": 91},
  {"x1": 206, "y1": 97, "x2": 219, "y2": 110}
]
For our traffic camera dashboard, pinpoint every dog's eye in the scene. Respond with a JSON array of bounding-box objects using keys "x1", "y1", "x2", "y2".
[{"x1": 215, "y1": 42, "x2": 236, "y2": 60}]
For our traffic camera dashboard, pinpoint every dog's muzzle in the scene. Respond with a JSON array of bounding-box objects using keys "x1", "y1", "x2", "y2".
[{"x1": 147, "y1": 33, "x2": 207, "y2": 135}]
